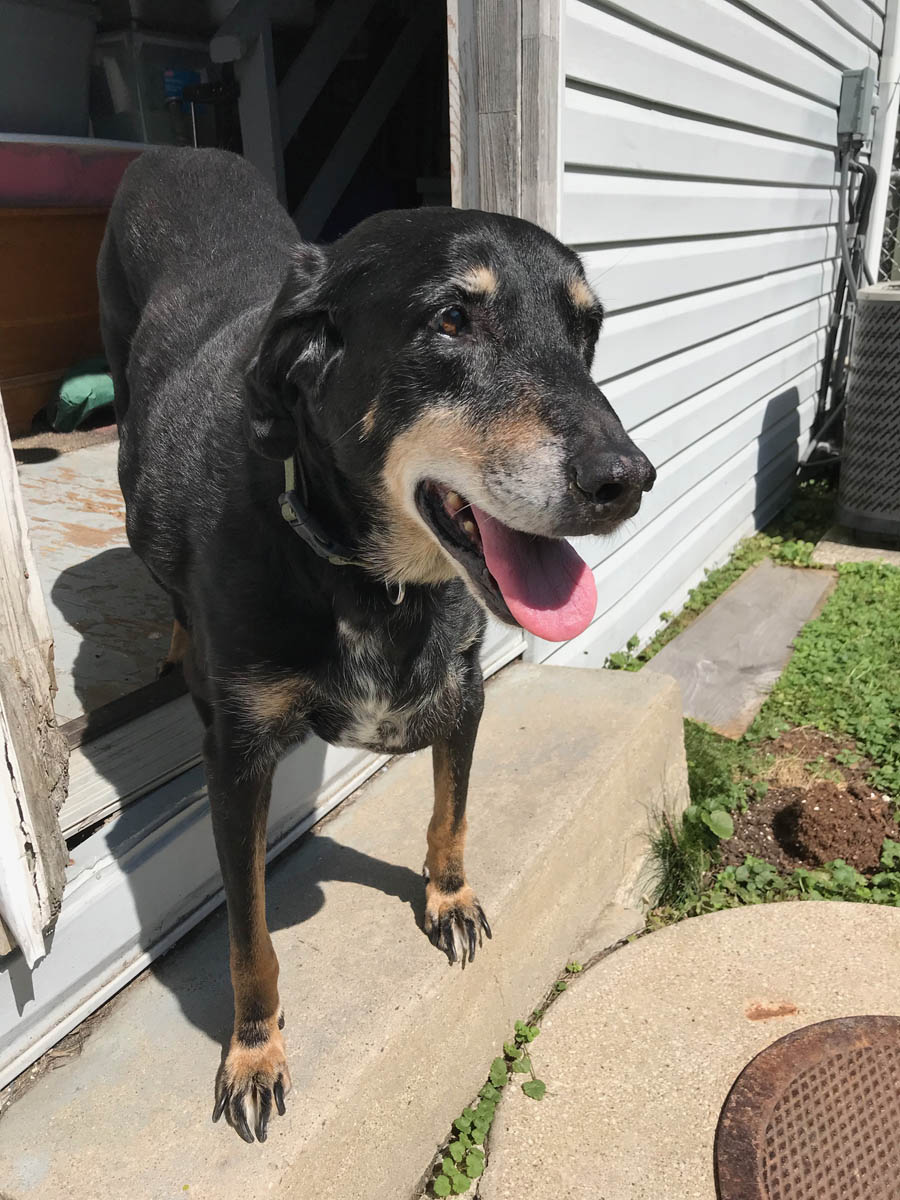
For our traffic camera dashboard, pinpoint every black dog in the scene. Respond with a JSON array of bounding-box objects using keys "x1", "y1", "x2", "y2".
[{"x1": 98, "y1": 147, "x2": 654, "y2": 1143}]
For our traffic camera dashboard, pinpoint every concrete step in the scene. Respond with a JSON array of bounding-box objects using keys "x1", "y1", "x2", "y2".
[
  {"x1": 0, "y1": 663, "x2": 687, "y2": 1200},
  {"x1": 649, "y1": 558, "x2": 835, "y2": 737},
  {"x1": 812, "y1": 525, "x2": 900, "y2": 566},
  {"x1": 481, "y1": 901, "x2": 900, "y2": 1200}
]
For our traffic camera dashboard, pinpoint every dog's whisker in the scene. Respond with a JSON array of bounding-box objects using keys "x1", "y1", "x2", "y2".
[{"x1": 327, "y1": 415, "x2": 369, "y2": 446}]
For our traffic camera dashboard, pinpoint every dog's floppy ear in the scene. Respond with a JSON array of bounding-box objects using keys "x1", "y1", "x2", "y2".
[{"x1": 245, "y1": 242, "x2": 341, "y2": 460}]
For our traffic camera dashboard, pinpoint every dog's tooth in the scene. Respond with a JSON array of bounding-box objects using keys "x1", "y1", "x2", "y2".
[
  {"x1": 461, "y1": 518, "x2": 477, "y2": 536},
  {"x1": 444, "y1": 490, "x2": 464, "y2": 515}
]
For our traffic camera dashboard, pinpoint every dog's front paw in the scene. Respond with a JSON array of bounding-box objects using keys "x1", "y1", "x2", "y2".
[
  {"x1": 213, "y1": 1016, "x2": 291, "y2": 1143},
  {"x1": 425, "y1": 882, "x2": 491, "y2": 965}
]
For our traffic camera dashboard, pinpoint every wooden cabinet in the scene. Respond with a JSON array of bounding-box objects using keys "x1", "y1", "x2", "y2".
[{"x1": 0, "y1": 208, "x2": 108, "y2": 436}]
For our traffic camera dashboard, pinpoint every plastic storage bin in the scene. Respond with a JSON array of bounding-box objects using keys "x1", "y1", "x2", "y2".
[
  {"x1": 90, "y1": 31, "x2": 215, "y2": 146},
  {"x1": 0, "y1": 0, "x2": 98, "y2": 136}
]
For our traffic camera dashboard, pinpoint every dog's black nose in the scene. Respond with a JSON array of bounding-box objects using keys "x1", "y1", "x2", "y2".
[{"x1": 572, "y1": 450, "x2": 655, "y2": 506}]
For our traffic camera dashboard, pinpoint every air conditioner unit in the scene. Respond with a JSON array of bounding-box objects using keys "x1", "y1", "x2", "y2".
[{"x1": 836, "y1": 282, "x2": 900, "y2": 538}]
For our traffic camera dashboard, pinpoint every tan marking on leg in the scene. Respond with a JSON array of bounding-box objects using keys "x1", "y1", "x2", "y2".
[
  {"x1": 215, "y1": 794, "x2": 292, "y2": 1137},
  {"x1": 425, "y1": 735, "x2": 468, "y2": 893},
  {"x1": 165, "y1": 618, "x2": 190, "y2": 665},
  {"x1": 225, "y1": 1019, "x2": 287, "y2": 1083},
  {"x1": 231, "y1": 673, "x2": 313, "y2": 725},
  {"x1": 231, "y1": 935, "x2": 280, "y2": 1028},
  {"x1": 454, "y1": 264, "x2": 498, "y2": 297},
  {"x1": 228, "y1": 806, "x2": 281, "y2": 1018},
  {"x1": 568, "y1": 275, "x2": 598, "y2": 311},
  {"x1": 424, "y1": 743, "x2": 488, "y2": 959}
]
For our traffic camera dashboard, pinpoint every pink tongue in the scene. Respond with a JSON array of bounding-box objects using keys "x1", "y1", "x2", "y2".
[{"x1": 470, "y1": 505, "x2": 597, "y2": 641}]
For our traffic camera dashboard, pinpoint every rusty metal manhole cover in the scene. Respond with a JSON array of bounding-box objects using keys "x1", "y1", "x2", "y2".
[{"x1": 715, "y1": 1016, "x2": 900, "y2": 1200}]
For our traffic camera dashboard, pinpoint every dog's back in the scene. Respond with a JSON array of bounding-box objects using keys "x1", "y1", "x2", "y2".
[
  {"x1": 98, "y1": 148, "x2": 297, "y2": 583},
  {"x1": 99, "y1": 146, "x2": 295, "y2": 348}
]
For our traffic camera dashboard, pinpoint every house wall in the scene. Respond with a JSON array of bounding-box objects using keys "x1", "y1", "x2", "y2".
[{"x1": 530, "y1": 0, "x2": 884, "y2": 668}]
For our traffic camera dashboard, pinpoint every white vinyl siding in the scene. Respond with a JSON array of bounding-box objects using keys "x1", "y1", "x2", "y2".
[{"x1": 533, "y1": 0, "x2": 881, "y2": 669}]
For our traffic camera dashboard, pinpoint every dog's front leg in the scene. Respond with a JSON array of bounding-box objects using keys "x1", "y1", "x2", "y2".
[
  {"x1": 424, "y1": 682, "x2": 491, "y2": 965},
  {"x1": 206, "y1": 733, "x2": 289, "y2": 1143}
]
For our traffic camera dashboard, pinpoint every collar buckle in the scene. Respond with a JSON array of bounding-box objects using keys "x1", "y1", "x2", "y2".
[{"x1": 279, "y1": 486, "x2": 359, "y2": 568}]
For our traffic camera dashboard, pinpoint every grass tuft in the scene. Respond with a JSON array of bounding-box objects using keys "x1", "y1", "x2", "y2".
[
  {"x1": 749, "y1": 561, "x2": 900, "y2": 798},
  {"x1": 649, "y1": 721, "x2": 765, "y2": 917}
]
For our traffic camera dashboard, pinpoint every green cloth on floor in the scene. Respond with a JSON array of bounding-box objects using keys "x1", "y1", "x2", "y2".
[{"x1": 50, "y1": 357, "x2": 115, "y2": 432}]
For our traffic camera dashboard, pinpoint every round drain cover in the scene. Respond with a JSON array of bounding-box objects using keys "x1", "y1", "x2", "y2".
[{"x1": 715, "y1": 1016, "x2": 900, "y2": 1200}]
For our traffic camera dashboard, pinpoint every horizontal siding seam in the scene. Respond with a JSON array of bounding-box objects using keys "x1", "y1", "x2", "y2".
[
  {"x1": 563, "y1": 164, "x2": 836, "y2": 191},
  {"x1": 564, "y1": 79, "x2": 838, "y2": 150},
  {"x1": 636, "y1": 358, "x2": 823, "y2": 465},
  {"x1": 727, "y1": 0, "x2": 877, "y2": 68},
  {"x1": 566, "y1": 222, "x2": 839, "y2": 252},
  {"x1": 576, "y1": 0, "x2": 848, "y2": 105},
  {"x1": 616, "y1": 323, "x2": 828, "y2": 431},
  {"x1": 599, "y1": 301, "x2": 832, "y2": 390},
  {"x1": 601, "y1": 256, "x2": 838, "y2": 318},
  {"x1": 806, "y1": 0, "x2": 882, "y2": 48}
]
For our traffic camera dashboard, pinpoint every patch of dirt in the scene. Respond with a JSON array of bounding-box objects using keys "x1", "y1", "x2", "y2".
[{"x1": 719, "y1": 731, "x2": 899, "y2": 875}]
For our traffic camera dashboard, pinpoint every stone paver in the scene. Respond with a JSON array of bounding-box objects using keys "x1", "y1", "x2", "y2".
[
  {"x1": 481, "y1": 901, "x2": 900, "y2": 1200},
  {"x1": 649, "y1": 558, "x2": 834, "y2": 737}
]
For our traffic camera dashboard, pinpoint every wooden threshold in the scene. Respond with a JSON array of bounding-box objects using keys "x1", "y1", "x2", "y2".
[
  {"x1": 61, "y1": 671, "x2": 188, "y2": 750},
  {"x1": 60, "y1": 694, "x2": 204, "y2": 840}
]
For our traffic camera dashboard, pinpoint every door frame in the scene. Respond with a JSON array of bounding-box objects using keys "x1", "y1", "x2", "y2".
[
  {"x1": 447, "y1": 0, "x2": 562, "y2": 233},
  {"x1": 0, "y1": 396, "x2": 68, "y2": 968}
]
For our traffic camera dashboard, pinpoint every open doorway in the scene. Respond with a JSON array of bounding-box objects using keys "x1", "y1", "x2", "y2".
[{"x1": 3, "y1": 0, "x2": 450, "y2": 840}]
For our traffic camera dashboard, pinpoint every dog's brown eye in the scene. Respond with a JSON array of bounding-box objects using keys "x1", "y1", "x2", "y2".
[{"x1": 439, "y1": 306, "x2": 468, "y2": 336}]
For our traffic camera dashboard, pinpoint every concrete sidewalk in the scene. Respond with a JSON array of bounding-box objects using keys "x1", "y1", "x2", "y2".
[
  {"x1": 481, "y1": 901, "x2": 900, "y2": 1200},
  {"x1": 0, "y1": 664, "x2": 687, "y2": 1200}
]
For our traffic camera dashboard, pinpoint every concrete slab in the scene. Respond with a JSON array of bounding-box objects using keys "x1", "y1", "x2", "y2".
[
  {"x1": 813, "y1": 525, "x2": 900, "y2": 567},
  {"x1": 481, "y1": 901, "x2": 900, "y2": 1200},
  {"x1": 0, "y1": 663, "x2": 687, "y2": 1200},
  {"x1": 648, "y1": 558, "x2": 835, "y2": 737}
]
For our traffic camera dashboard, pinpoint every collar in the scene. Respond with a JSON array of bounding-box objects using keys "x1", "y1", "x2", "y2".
[
  {"x1": 278, "y1": 456, "x2": 407, "y2": 603},
  {"x1": 279, "y1": 454, "x2": 362, "y2": 568}
]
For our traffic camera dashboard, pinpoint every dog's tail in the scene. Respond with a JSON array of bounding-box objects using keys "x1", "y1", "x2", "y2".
[{"x1": 96, "y1": 216, "x2": 138, "y2": 423}]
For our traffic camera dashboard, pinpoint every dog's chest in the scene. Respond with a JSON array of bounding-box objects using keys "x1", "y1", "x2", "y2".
[{"x1": 324, "y1": 619, "x2": 463, "y2": 754}]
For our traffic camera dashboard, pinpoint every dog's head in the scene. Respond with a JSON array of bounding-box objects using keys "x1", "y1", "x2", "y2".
[{"x1": 245, "y1": 208, "x2": 655, "y2": 641}]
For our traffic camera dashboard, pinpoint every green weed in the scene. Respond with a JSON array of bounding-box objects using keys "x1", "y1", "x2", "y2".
[
  {"x1": 427, "y1": 961, "x2": 590, "y2": 1193},
  {"x1": 429, "y1": 996, "x2": 572, "y2": 1194},
  {"x1": 702, "y1": 840, "x2": 900, "y2": 910},
  {"x1": 650, "y1": 721, "x2": 767, "y2": 912}
]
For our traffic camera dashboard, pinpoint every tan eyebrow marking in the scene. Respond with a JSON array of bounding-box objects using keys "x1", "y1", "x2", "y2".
[
  {"x1": 568, "y1": 276, "x2": 597, "y2": 311},
  {"x1": 455, "y1": 264, "x2": 498, "y2": 297}
]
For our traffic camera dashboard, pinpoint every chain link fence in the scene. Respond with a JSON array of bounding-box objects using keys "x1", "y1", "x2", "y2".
[{"x1": 878, "y1": 122, "x2": 900, "y2": 281}]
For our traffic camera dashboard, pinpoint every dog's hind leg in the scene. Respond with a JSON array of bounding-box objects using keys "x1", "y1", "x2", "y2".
[
  {"x1": 424, "y1": 673, "x2": 491, "y2": 966},
  {"x1": 207, "y1": 733, "x2": 289, "y2": 1143},
  {"x1": 157, "y1": 618, "x2": 190, "y2": 678}
]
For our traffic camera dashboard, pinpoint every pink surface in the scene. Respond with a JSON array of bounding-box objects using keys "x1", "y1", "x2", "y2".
[
  {"x1": 0, "y1": 140, "x2": 143, "y2": 207},
  {"x1": 471, "y1": 505, "x2": 598, "y2": 642}
]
